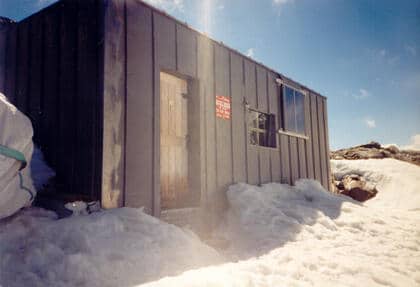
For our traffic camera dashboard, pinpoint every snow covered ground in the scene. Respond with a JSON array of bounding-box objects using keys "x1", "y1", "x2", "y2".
[{"x1": 1, "y1": 158, "x2": 419, "y2": 287}]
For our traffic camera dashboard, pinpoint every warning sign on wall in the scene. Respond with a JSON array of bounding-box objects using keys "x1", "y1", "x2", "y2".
[{"x1": 215, "y1": 95, "x2": 231, "y2": 120}]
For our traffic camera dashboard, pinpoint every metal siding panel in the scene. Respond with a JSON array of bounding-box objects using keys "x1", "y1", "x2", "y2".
[
  {"x1": 304, "y1": 93, "x2": 314, "y2": 179},
  {"x1": 28, "y1": 15, "x2": 43, "y2": 145},
  {"x1": 317, "y1": 96, "x2": 328, "y2": 189},
  {"x1": 0, "y1": 26, "x2": 7, "y2": 93},
  {"x1": 197, "y1": 36, "x2": 216, "y2": 208},
  {"x1": 244, "y1": 59, "x2": 258, "y2": 184},
  {"x1": 187, "y1": 79, "x2": 201, "y2": 205},
  {"x1": 298, "y1": 138, "x2": 307, "y2": 178},
  {"x1": 256, "y1": 66, "x2": 270, "y2": 182},
  {"x1": 126, "y1": 2, "x2": 154, "y2": 212},
  {"x1": 153, "y1": 12, "x2": 175, "y2": 70},
  {"x1": 42, "y1": 8, "x2": 60, "y2": 168},
  {"x1": 15, "y1": 21, "x2": 29, "y2": 114},
  {"x1": 323, "y1": 98, "x2": 332, "y2": 190},
  {"x1": 280, "y1": 134, "x2": 290, "y2": 184},
  {"x1": 260, "y1": 149, "x2": 271, "y2": 183},
  {"x1": 256, "y1": 66, "x2": 268, "y2": 112},
  {"x1": 57, "y1": 0, "x2": 78, "y2": 194},
  {"x1": 289, "y1": 136, "x2": 299, "y2": 184},
  {"x1": 176, "y1": 24, "x2": 196, "y2": 77},
  {"x1": 4, "y1": 25, "x2": 17, "y2": 103},
  {"x1": 230, "y1": 52, "x2": 247, "y2": 183},
  {"x1": 76, "y1": 0, "x2": 98, "y2": 199},
  {"x1": 214, "y1": 44, "x2": 232, "y2": 194},
  {"x1": 267, "y1": 72, "x2": 281, "y2": 182},
  {"x1": 310, "y1": 94, "x2": 321, "y2": 183}
]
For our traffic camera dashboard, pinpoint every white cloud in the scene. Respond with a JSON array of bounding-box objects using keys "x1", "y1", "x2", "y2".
[
  {"x1": 246, "y1": 48, "x2": 255, "y2": 58},
  {"x1": 401, "y1": 134, "x2": 420, "y2": 151},
  {"x1": 352, "y1": 88, "x2": 371, "y2": 100},
  {"x1": 364, "y1": 118, "x2": 376, "y2": 128},
  {"x1": 273, "y1": 0, "x2": 294, "y2": 5},
  {"x1": 379, "y1": 49, "x2": 387, "y2": 57},
  {"x1": 405, "y1": 45, "x2": 417, "y2": 56},
  {"x1": 143, "y1": 0, "x2": 184, "y2": 12}
]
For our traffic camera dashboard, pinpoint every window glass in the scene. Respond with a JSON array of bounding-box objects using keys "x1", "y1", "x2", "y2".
[
  {"x1": 295, "y1": 91, "x2": 305, "y2": 134},
  {"x1": 282, "y1": 86, "x2": 306, "y2": 135},
  {"x1": 284, "y1": 86, "x2": 295, "y2": 132}
]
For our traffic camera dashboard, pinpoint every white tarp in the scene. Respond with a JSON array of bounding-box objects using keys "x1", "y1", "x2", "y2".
[{"x1": 0, "y1": 93, "x2": 35, "y2": 219}]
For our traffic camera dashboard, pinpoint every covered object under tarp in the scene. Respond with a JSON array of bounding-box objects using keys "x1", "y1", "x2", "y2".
[{"x1": 0, "y1": 93, "x2": 35, "y2": 219}]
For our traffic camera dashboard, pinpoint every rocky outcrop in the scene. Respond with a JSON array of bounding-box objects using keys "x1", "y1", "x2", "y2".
[
  {"x1": 331, "y1": 141, "x2": 420, "y2": 167},
  {"x1": 333, "y1": 174, "x2": 378, "y2": 202}
]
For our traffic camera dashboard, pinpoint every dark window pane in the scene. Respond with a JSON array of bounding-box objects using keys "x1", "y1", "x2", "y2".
[
  {"x1": 295, "y1": 92, "x2": 305, "y2": 134},
  {"x1": 267, "y1": 114, "x2": 277, "y2": 147},
  {"x1": 259, "y1": 132, "x2": 267, "y2": 147},
  {"x1": 283, "y1": 86, "x2": 295, "y2": 132}
]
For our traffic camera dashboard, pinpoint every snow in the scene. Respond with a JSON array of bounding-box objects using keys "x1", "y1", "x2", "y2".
[
  {"x1": 1, "y1": 158, "x2": 419, "y2": 287},
  {"x1": 332, "y1": 158, "x2": 420, "y2": 210},
  {"x1": 0, "y1": 208, "x2": 222, "y2": 287}
]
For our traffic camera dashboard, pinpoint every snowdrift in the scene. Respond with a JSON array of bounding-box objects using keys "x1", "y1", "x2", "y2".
[
  {"x1": 1, "y1": 158, "x2": 419, "y2": 287},
  {"x1": 0, "y1": 93, "x2": 36, "y2": 219},
  {"x1": 0, "y1": 207, "x2": 222, "y2": 287},
  {"x1": 332, "y1": 158, "x2": 420, "y2": 210}
]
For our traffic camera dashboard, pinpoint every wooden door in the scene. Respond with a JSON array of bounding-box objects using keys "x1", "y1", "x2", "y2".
[{"x1": 160, "y1": 72, "x2": 189, "y2": 209}]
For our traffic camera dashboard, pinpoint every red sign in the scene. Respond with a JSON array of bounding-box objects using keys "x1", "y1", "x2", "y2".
[{"x1": 215, "y1": 95, "x2": 231, "y2": 120}]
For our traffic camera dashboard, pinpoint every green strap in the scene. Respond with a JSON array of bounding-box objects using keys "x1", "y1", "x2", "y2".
[{"x1": 0, "y1": 144, "x2": 27, "y2": 170}]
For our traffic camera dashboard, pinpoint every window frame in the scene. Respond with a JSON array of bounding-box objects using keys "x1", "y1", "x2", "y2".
[
  {"x1": 247, "y1": 109, "x2": 278, "y2": 149},
  {"x1": 280, "y1": 83, "x2": 308, "y2": 139}
]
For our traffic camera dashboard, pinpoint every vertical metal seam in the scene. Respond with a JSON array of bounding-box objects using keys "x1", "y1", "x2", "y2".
[
  {"x1": 254, "y1": 65, "x2": 261, "y2": 184},
  {"x1": 151, "y1": 11, "x2": 157, "y2": 215},
  {"x1": 175, "y1": 23, "x2": 178, "y2": 71},
  {"x1": 288, "y1": 136, "x2": 293, "y2": 184},
  {"x1": 72, "y1": 0, "x2": 79, "y2": 196},
  {"x1": 26, "y1": 22, "x2": 32, "y2": 114},
  {"x1": 266, "y1": 71, "x2": 273, "y2": 182},
  {"x1": 40, "y1": 14, "x2": 45, "y2": 145},
  {"x1": 278, "y1": 84, "x2": 283, "y2": 182},
  {"x1": 229, "y1": 51, "x2": 234, "y2": 183},
  {"x1": 213, "y1": 43, "x2": 218, "y2": 194},
  {"x1": 310, "y1": 95, "x2": 317, "y2": 180},
  {"x1": 123, "y1": 0, "x2": 128, "y2": 206},
  {"x1": 243, "y1": 58, "x2": 249, "y2": 183},
  {"x1": 322, "y1": 98, "x2": 331, "y2": 190},
  {"x1": 316, "y1": 96, "x2": 324, "y2": 186}
]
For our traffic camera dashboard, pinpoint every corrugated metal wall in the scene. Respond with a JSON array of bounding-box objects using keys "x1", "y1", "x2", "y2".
[
  {"x1": 103, "y1": 0, "x2": 331, "y2": 217},
  {"x1": 1, "y1": 0, "x2": 103, "y2": 200}
]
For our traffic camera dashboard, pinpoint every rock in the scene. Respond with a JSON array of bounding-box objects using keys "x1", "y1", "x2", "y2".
[
  {"x1": 347, "y1": 187, "x2": 378, "y2": 202},
  {"x1": 359, "y1": 141, "x2": 381, "y2": 149},
  {"x1": 334, "y1": 174, "x2": 378, "y2": 202},
  {"x1": 331, "y1": 141, "x2": 420, "y2": 167},
  {"x1": 385, "y1": 145, "x2": 399, "y2": 154}
]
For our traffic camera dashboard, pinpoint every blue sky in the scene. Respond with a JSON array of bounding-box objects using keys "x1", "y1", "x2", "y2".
[{"x1": 1, "y1": 0, "x2": 419, "y2": 150}]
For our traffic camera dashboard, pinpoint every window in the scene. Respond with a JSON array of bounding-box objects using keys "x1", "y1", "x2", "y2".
[
  {"x1": 282, "y1": 85, "x2": 305, "y2": 135},
  {"x1": 248, "y1": 110, "x2": 277, "y2": 148}
]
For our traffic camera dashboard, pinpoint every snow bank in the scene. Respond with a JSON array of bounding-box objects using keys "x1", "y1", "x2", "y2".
[
  {"x1": 0, "y1": 208, "x2": 222, "y2": 287},
  {"x1": 142, "y1": 173, "x2": 420, "y2": 286},
  {"x1": 332, "y1": 158, "x2": 420, "y2": 210},
  {"x1": 1, "y1": 159, "x2": 419, "y2": 287}
]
